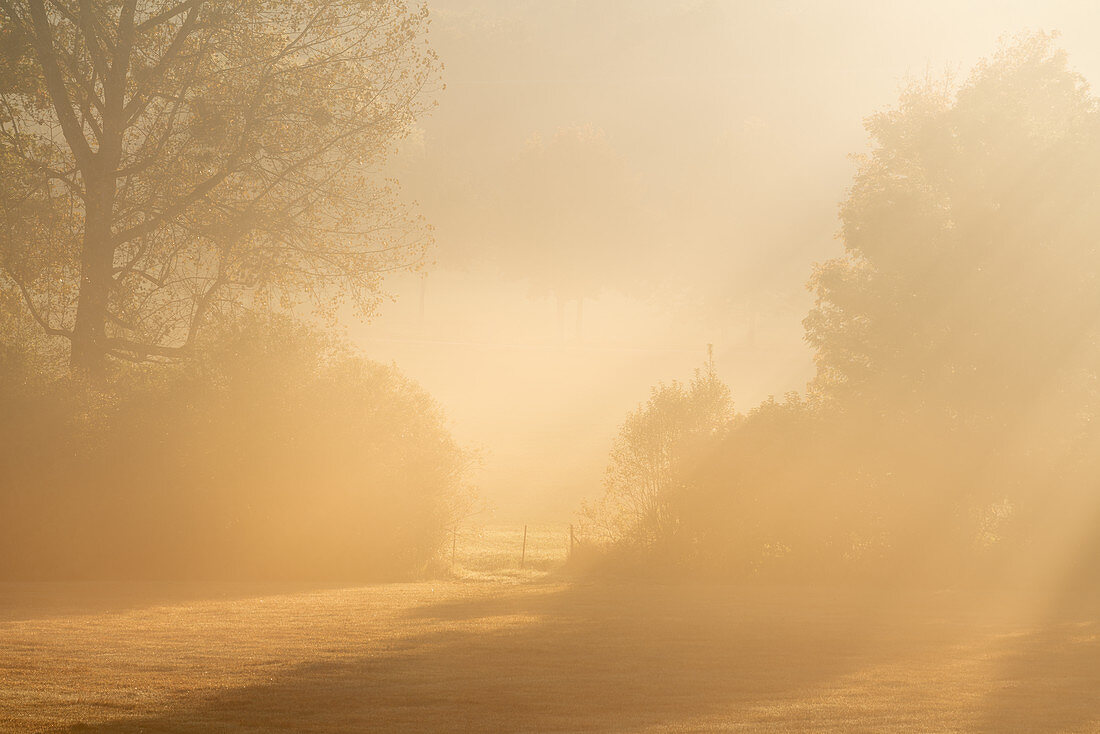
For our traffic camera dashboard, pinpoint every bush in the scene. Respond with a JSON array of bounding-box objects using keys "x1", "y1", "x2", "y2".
[{"x1": 0, "y1": 317, "x2": 472, "y2": 581}]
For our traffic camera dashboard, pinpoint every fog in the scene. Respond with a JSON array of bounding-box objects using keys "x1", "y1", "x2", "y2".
[
  {"x1": 7, "y1": 1, "x2": 1100, "y2": 729},
  {"x1": 350, "y1": 0, "x2": 1100, "y2": 520}
]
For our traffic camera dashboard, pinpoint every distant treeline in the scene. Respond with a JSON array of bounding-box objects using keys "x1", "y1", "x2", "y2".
[
  {"x1": 581, "y1": 33, "x2": 1100, "y2": 587},
  {"x1": 0, "y1": 316, "x2": 471, "y2": 581}
]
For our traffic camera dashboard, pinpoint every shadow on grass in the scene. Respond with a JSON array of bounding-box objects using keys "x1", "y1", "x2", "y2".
[
  {"x1": 64, "y1": 583, "x2": 978, "y2": 733},
  {"x1": 976, "y1": 620, "x2": 1100, "y2": 734}
]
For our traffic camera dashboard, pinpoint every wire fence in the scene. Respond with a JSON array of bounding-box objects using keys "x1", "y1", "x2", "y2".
[{"x1": 446, "y1": 523, "x2": 579, "y2": 576}]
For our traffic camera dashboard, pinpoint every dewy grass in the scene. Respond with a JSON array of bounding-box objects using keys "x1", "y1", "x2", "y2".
[{"x1": 3, "y1": 571, "x2": 1100, "y2": 732}]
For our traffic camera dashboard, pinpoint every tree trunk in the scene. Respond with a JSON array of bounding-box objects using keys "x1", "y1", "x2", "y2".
[
  {"x1": 70, "y1": 25, "x2": 130, "y2": 381},
  {"x1": 69, "y1": 172, "x2": 115, "y2": 381},
  {"x1": 68, "y1": 3, "x2": 133, "y2": 381}
]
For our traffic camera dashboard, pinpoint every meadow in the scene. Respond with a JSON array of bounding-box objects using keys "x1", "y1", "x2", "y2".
[{"x1": 2, "y1": 526, "x2": 1099, "y2": 733}]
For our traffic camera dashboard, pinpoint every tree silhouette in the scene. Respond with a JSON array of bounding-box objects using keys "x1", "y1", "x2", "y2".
[
  {"x1": 0, "y1": 0, "x2": 439, "y2": 378},
  {"x1": 806, "y1": 33, "x2": 1100, "y2": 417},
  {"x1": 0, "y1": 313, "x2": 474, "y2": 579},
  {"x1": 583, "y1": 353, "x2": 733, "y2": 549},
  {"x1": 802, "y1": 31, "x2": 1100, "y2": 570}
]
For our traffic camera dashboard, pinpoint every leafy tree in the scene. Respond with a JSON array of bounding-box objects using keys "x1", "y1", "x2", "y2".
[
  {"x1": 582, "y1": 353, "x2": 733, "y2": 549},
  {"x1": 804, "y1": 32, "x2": 1100, "y2": 569},
  {"x1": 0, "y1": 0, "x2": 439, "y2": 378},
  {"x1": 680, "y1": 392, "x2": 905, "y2": 580},
  {"x1": 807, "y1": 32, "x2": 1100, "y2": 416},
  {"x1": 584, "y1": 34, "x2": 1100, "y2": 583}
]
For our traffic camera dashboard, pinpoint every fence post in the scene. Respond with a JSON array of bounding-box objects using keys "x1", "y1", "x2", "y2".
[{"x1": 521, "y1": 524, "x2": 528, "y2": 569}]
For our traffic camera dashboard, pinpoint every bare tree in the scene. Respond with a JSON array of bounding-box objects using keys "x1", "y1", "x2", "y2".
[{"x1": 0, "y1": 0, "x2": 439, "y2": 378}]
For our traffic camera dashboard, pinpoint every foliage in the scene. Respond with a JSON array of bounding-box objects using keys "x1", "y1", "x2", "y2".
[
  {"x1": 0, "y1": 0, "x2": 439, "y2": 376},
  {"x1": 802, "y1": 31, "x2": 1100, "y2": 574},
  {"x1": 581, "y1": 354, "x2": 733, "y2": 552},
  {"x1": 807, "y1": 33, "x2": 1100, "y2": 414},
  {"x1": 0, "y1": 315, "x2": 472, "y2": 580},
  {"x1": 583, "y1": 33, "x2": 1100, "y2": 585}
]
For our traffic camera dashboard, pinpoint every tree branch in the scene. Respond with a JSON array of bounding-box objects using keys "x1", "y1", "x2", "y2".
[
  {"x1": 25, "y1": 0, "x2": 94, "y2": 173},
  {"x1": 136, "y1": 0, "x2": 201, "y2": 33},
  {"x1": 10, "y1": 275, "x2": 73, "y2": 339}
]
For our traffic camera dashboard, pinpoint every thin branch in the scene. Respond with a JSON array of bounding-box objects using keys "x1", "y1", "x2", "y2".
[
  {"x1": 136, "y1": 0, "x2": 201, "y2": 32},
  {"x1": 10, "y1": 275, "x2": 73, "y2": 339}
]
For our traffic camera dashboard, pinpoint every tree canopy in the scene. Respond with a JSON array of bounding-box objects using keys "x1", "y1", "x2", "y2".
[
  {"x1": 806, "y1": 33, "x2": 1100, "y2": 421},
  {"x1": 0, "y1": 0, "x2": 439, "y2": 377},
  {"x1": 801, "y1": 32, "x2": 1100, "y2": 567}
]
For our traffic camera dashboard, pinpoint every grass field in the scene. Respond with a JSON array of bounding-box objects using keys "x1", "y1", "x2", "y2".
[{"x1": 2, "y1": 527, "x2": 1099, "y2": 732}]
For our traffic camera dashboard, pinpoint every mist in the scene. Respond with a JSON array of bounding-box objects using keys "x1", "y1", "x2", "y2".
[
  {"x1": 5, "y1": 0, "x2": 1100, "y2": 731},
  {"x1": 353, "y1": 0, "x2": 1100, "y2": 521}
]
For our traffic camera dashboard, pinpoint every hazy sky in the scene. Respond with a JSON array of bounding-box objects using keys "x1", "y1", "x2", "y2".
[{"x1": 344, "y1": 0, "x2": 1100, "y2": 521}]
